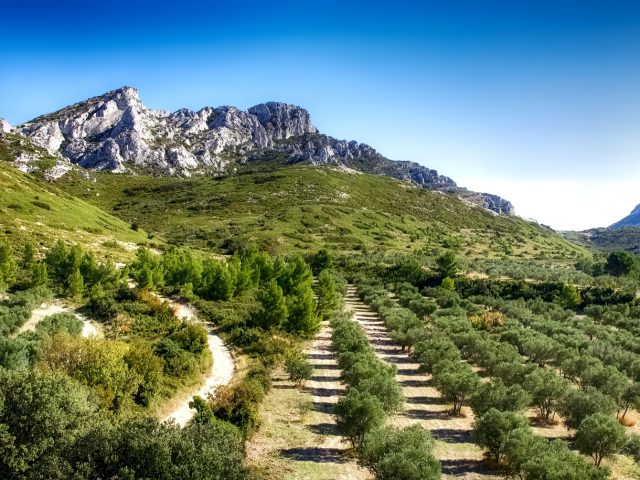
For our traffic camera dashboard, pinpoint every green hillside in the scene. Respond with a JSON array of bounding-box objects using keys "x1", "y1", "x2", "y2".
[
  {"x1": 564, "y1": 227, "x2": 640, "y2": 254},
  {"x1": 0, "y1": 162, "x2": 152, "y2": 260},
  {"x1": 56, "y1": 164, "x2": 586, "y2": 260}
]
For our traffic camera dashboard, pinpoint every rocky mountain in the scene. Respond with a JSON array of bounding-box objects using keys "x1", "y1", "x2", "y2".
[
  {"x1": 610, "y1": 204, "x2": 640, "y2": 229},
  {"x1": 8, "y1": 86, "x2": 513, "y2": 214},
  {"x1": 0, "y1": 118, "x2": 11, "y2": 133}
]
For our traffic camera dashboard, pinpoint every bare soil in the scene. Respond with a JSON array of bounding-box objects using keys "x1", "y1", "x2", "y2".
[{"x1": 158, "y1": 294, "x2": 235, "y2": 427}]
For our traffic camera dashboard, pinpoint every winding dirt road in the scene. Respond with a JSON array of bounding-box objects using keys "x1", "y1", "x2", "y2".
[
  {"x1": 19, "y1": 302, "x2": 103, "y2": 338},
  {"x1": 158, "y1": 295, "x2": 235, "y2": 427}
]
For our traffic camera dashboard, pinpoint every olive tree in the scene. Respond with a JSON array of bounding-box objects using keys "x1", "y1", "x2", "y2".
[{"x1": 576, "y1": 413, "x2": 627, "y2": 466}]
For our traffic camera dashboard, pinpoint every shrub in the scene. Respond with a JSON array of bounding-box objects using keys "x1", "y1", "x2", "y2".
[
  {"x1": 359, "y1": 425, "x2": 440, "y2": 480},
  {"x1": 285, "y1": 354, "x2": 314, "y2": 385}
]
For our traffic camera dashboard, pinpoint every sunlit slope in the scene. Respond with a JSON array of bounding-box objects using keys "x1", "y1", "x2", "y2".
[
  {"x1": 58, "y1": 165, "x2": 586, "y2": 260},
  {"x1": 0, "y1": 163, "x2": 150, "y2": 259}
]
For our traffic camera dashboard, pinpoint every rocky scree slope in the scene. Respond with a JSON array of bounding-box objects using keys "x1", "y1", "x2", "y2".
[{"x1": 7, "y1": 86, "x2": 513, "y2": 214}]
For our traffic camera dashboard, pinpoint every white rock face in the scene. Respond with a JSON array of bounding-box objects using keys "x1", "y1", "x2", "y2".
[
  {"x1": 14, "y1": 86, "x2": 514, "y2": 214},
  {"x1": 0, "y1": 118, "x2": 12, "y2": 133},
  {"x1": 16, "y1": 87, "x2": 318, "y2": 175}
]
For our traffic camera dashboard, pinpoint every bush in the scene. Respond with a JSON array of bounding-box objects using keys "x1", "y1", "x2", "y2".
[
  {"x1": 473, "y1": 408, "x2": 529, "y2": 461},
  {"x1": 285, "y1": 354, "x2": 314, "y2": 385},
  {"x1": 432, "y1": 360, "x2": 479, "y2": 415},
  {"x1": 335, "y1": 389, "x2": 386, "y2": 448},
  {"x1": 576, "y1": 413, "x2": 627, "y2": 466},
  {"x1": 359, "y1": 425, "x2": 440, "y2": 480}
]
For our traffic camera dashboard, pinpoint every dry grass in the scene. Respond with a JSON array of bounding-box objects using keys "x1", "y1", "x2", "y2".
[
  {"x1": 247, "y1": 322, "x2": 369, "y2": 480},
  {"x1": 620, "y1": 416, "x2": 637, "y2": 427}
]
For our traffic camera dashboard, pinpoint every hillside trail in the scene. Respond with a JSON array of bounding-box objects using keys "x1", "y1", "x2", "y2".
[
  {"x1": 154, "y1": 293, "x2": 235, "y2": 427},
  {"x1": 345, "y1": 285, "x2": 500, "y2": 480},
  {"x1": 247, "y1": 320, "x2": 370, "y2": 479},
  {"x1": 19, "y1": 302, "x2": 103, "y2": 338}
]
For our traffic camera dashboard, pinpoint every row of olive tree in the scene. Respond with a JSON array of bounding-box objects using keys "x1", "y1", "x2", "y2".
[
  {"x1": 330, "y1": 311, "x2": 440, "y2": 479},
  {"x1": 357, "y1": 277, "x2": 624, "y2": 476}
]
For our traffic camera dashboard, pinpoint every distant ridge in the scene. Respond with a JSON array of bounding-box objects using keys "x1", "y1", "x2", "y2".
[
  {"x1": 6, "y1": 86, "x2": 513, "y2": 215},
  {"x1": 610, "y1": 204, "x2": 640, "y2": 228}
]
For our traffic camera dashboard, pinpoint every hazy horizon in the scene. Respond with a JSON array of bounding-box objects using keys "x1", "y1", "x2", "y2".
[{"x1": 2, "y1": 0, "x2": 639, "y2": 231}]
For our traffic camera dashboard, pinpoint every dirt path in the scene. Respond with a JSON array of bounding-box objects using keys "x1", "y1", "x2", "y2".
[
  {"x1": 19, "y1": 302, "x2": 103, "y2": 338},
  {"x1": 247, "y1": 320, "x2": 370, "y2": 480},
  {"x1": 158, "y1": 294, "x2": 235, "y2": 427},
  {"x1": 345, "y1": 286, "x2": 500, "y2": 480}
]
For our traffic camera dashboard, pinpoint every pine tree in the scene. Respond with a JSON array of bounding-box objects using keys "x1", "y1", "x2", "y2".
[
  {"x1": 29, "y1": 262, "x2": 49, "y2": 288},
  {"x1": 0, "y1": 241, "x2": 16, "y2": 290},
  {"x1": 67, "y1": 268, "x2": 85, "y2": 298},
  {"x1": 257, "y1": 280, "x2": 288, "y2": 329},
  {"x1": 21, "y1": 242, "x2": 35, "y2": 270},
  {"x1": 316, "y1": 269, "x2": 341, "y2": 319},
  {"x1": 286, "y1": 283, "x2": 319, "y2": 338}
]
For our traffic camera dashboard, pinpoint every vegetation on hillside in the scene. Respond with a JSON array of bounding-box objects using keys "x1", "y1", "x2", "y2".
[{"x1": 56, "y1": 164, "x2": 586, "y2": 260}]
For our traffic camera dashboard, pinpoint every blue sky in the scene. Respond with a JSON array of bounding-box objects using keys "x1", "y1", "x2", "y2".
[{"x1": 2, "y1": 1, "x2": 640, "y2": 230}]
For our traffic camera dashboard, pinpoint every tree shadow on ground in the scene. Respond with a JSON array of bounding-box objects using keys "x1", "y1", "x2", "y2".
[
  {"x1": 306, "y1": 386, "x2": 342, "y2": 398},
  {"x1": 431, "y1": 428, "x2": 473, "y2": 443},
  {"x1": 280, "y1": 447, "x2": 349, "y2": 463},
  {"x1": 311, "y1": 401, "x2": 335, "y2": 414},
  {"x1": 404, "y1": 395, "x2": 445, "y2": 406},
  {"x1": 440, "y1": 459, "x2": 498, "y2": 477},
  {"x1": 307, "y1": 422, "x2": 340, "y2": 436}
]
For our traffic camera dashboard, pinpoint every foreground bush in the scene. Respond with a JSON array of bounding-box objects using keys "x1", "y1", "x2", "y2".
[{"x1": 359, "y1": 425, "x2": 440, "y2": 480}]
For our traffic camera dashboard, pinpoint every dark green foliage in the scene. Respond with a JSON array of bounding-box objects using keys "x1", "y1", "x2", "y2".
[
  {"x1": 310, "y1": 248, "x2": 333, "y2": 275},
  {"x1": 255, "y1": 279, "x2": 288, "y2": 329},
  {"x1": 624, "y1": 434, "x2": 640, "y2": 465},
  {"x1": 412, "y1": 334, "x2": 460, "y2": 373},
  {"x1": 316, "y1": 269, "x2": 343, "y2": 319},
  {"x1": 605, "y1": 251, "x2": 637, "y2": 277},
  {"x1": 523, "y1": 367, "x2": 568, "y2": 422},
  {"x1": 358, "y1": 425, "x2": 440, "y2": 480},
  {"x1": 432, "y1": 360, "x2": 480, "y2": 415},
  {"x1": 469, "y1": 380, "x2": 531, "y2": 417},
  {"x1": 34, "y1": 312, "x2": 83, "y2": 337},
  {"x1": 335, "y1": 389, "x2": 386, "y2": 448},
  {"x1": 559, "y1": 386, "x2": 617, "y2": 430},
  {"x1": 436, "y1": 251, "x2": 458, "y2": 279},
  {"x1": 576, "y1": 413, "x2": 627, "y2": 466},
  {"x1": 502, "y1": 429, "x2": 610, "y2": 480},
  {"x1": 473, "y1": 408, "x2": 530, "y2": 461},
  {"x1": 285, "y1": 353, "x2": 314, "y2": 385},
  {"x1": 0, "y1": 287, "x2": 51, "y2": 336},
  {"x1": 0, "y1": 369, "x2": 97, "y2": 479},
  {"x1": 70, "y1": 416, "x2": 247, "y2": 480},
  {"x1": 199, "y1": 259, "x2": 234, "y2": 300},
  {"x1": 0, "y1": 241, "x2": 16, "y2": 289}
]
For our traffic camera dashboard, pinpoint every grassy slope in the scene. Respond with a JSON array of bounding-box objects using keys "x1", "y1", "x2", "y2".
[
  {"x1": 0, "y1": 162, "x2": 152, "y2": 260},
  {"x1": 564, "y1": 227, "x2": 640, "y2": 254},
  {"x1": 56, "y1": 164, "x2": 586, "y2": 260}
]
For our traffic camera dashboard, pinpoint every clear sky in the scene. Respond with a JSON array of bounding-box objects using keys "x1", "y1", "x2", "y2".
[{"x1": 1, "y1": 0, "x2": 640, "y2": 230}]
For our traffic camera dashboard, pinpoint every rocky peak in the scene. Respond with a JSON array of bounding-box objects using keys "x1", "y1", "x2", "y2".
[
  {"x1": 0, "y1": 118, "x2": 11, "y2": 133},
  {"x1": 629, "y1": 204, "x2": 640, "y2": 217},
  {"x1": 610, "y1": 203, "x2": 640, "y2": 229},
  {"x1": 248, "y1": 102, "x2": 317, "y2": 140},
  {"x1": 13, "y1": 86, "x2": 514, "y2": 214}
]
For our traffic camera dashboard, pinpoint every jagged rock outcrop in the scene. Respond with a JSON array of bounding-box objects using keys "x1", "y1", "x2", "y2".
[
  {"x1": 0, "y1": 118, "x2": 12, "y2": 133},
  {"x1": 13, "y1": 86, "x2": 514, "y2": 214},
  {"x1": 610, "y1": 204, "x2": 640, "y2": 228}
]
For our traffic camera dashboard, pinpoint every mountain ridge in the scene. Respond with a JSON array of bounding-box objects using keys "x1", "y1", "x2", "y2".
[
  {"x1": 7, "y1": 86, "x2": 513, "y2": 214},
  {"x1": 610, "y1": 203, "x2": 640, "y2": 229}
]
